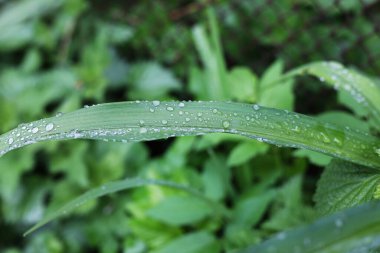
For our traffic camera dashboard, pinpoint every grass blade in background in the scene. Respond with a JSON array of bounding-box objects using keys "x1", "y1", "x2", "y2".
[
  {"x1": 24, "y1": 177, "x2": 221, "y2": 236},
  {"x1": 0, "y1": 101, "x2": 379, "y2": 168},
  {"x1": 239, "y1": 201, "x2": 380, "y2": 253},
  {"x1": 285, "y1": 61, "x2": 380, "y2": 124}
]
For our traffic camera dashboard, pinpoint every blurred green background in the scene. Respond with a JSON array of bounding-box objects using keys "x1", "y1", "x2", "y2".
[{"x1": 0, "y1": 0, "x2": 379, "y2": 252}]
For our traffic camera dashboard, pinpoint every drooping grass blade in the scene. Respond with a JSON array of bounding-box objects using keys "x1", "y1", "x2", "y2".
[{"x1": 24, "y1": 177, "x2": 222, "y2": 236}]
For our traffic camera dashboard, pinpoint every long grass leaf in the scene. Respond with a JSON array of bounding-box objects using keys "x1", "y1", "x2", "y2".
[
  {"x1": 0, "y1": 101, "x2": 379, "y2": 168},
  {"x1": 24, "y1": 177, "x2": 220, "y2": 236},
  {"x1": 239, "y1": 201, "x2": 380, "y2": 253},
  {"x1": 285, "y1": 61, "x2": 380, "y2": 124}
]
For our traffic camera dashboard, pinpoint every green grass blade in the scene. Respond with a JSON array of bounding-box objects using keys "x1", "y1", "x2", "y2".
[
  {"x1": 24, "y1": 177, "x2": 219, "y2": 236},
  {"x1": 1, "y1": 101, "x2": 379, "y2": 168},
  {"x1": 285, "y1": 61, "x2": 380, "y2": 123},
  {"x1": 239, "y1": 201, "x2": 380, "y2": 253}
]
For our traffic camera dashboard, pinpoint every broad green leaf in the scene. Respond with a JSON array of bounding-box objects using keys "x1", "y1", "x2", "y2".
[
  {"x1": 286, "y1": 61, "x2": 380, "y2": 124},
  {"x1": 259, "y1": 60, "x2": 294, "y2": 110},
  {"x1": 231, "y1": 190, "x2": 276, "y2": 228},
  {"x1": 1, "y1": 101, "x2": 379, "y2": 169},
  {"x1": 24, "y1": 178, "x2": 214, "y2": 236},
  {"x1": 227, "y1": 141, "x2": 269, "y2": 166},
  {"x1": 239, "y1": 201, "x2": 380, "y2": 253},
  {"x1": 314, "y1": 159, "x2": 380, "y2": 215},
  {"x1": 202, "y1": 154, "x2": 230, "y2": 201},
  {"x1": 293, "y1": 149, "x2": 332, "y2": 166},
  {"x1": 227, "y1": 67, "x2": 257, "y2": 102},
  {"x1": 154, "y1": 231, "x2": 219, "y2": 253},
  {"x1": 259, "y1": 78, "x2": 294, "y2": 110},
  {"x1": 147, "y1": 195, "x2": 212, "y2": 226},
  {"x1": 126, "y1": 62, "x2": 181, "y2": 99},
  {"x1": 260, "y1": 60, "x2": 284, "y2": 88}
]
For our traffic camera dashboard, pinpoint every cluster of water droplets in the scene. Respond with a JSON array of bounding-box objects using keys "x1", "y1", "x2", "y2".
[
  {"x1": 0, "y1": 116, "x2": 59, "y2": 156},
  {"x1": 316, "y1": 62, "x2": 368, "y2": 106}
]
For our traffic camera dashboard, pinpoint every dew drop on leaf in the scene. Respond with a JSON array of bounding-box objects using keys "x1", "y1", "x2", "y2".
[
  {"x1": 162, "y1": 120, "x2": 168, "y2": 125},
  {"x1": 178, "y1": 102, "x2": 185, "y2": 107},
  {"x1": 139, "y1": 127, "x2": 147, "y2": 134},
  {"x1": 152, "y1": 101, "x2": 160, "y2": 107},
  {"x1": 335, "y1": 218, "x2": 343, "y2": 228},
  {"x1": 253, "y1": 104, "x2": 260, "y2": 111},
  {"x1": 45, "y1": 123, "x2": 54, "y2": 132},
  {"x1": 222, "y1": 120, "x2": 230, "y2": 128},
  {"x1": 32, "y1": 127, "x2": 39, "y2": 134},
  {"x1": 8, "y1": 137, "x2": 14, "y2": 145},
  {"x1": 166, "y1": 106, "x2": 174, "y2": 111}
]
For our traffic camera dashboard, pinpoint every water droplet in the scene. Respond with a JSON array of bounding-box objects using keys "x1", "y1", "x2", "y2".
[
  {"x1": 139, "y1": 120, "x2": 145, "y2": 126},
  {"x1": 335, "y1": 218, "x2": 343, "y2": 228},
  {"x1": 185, "y1": 118, "x2": 190, "y2": 122},
  {"x1": 222, "y1": 120, "x2": 230, "y2": 128},
  {"x1": 212, "y1": 109, "x2": 218, "y2": 114},
  {"x1": 32, "y1": 127, "x2": 39, "y2": 134},
  {"x1": 8, "y1": 138, "x2": 14, "y2": 145},
  {"x1": 55, "y1": 112, "x2": 63, "y2": 117},
  {"x1": 179, "y1": 111, "x2": 184, "y2": 115},
  {"x1": 139, "y1": 127, "x2": 147, "y2": 134},
  {"x1": 152, "y1": 101, "x2": 160, "y2": 107},
  {"x1": 253, "y1": 104, "x2": 260, "y2": 111},
  {"x1": 291, "y1": 126, "x2": 300, "y2": 133},
  {"x1": 162, "y1": 120, "x2": 168, "y2": 125},
  {"x1": 320, "y1": 132, "x2": 331, "y2": 143},
  {"x1": 276, "y1": 232, "x2": 286, "y2": 240},
  {"x1": 333, "y1": 137, "x2": 343, "y2": 147},
  {"x1": 166, "y1": 106, "x2": 174, "y2": 111},
  {"x1": 45, "y1": 123, "x2": 54, "y2": 132},
  {"x1": 197, "y1": 112, "x2": 202, "y2": 117},
  {"x1": 178, "y1": 102, "x2": 185, "y2": 107},
  {"x1": 149, "y1": 108, "x2": 155, "y2": 113}
]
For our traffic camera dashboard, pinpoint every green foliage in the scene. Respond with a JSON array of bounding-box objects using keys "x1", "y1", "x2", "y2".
[{"x1": 1, "y1": 1, "x2": 380, "y2": 253}]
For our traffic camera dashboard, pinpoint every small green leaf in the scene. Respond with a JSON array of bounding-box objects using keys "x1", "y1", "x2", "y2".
[
  {"x1": 227, "y1": 67, "x2": 258, "y2": 102},
  {"x1": 293, "y1": 149, "x2": 332, "y2": 166},
  {"x1": 314, "y1": 159, "x2": 380, "y2": 215},
  {"x1": 127, "y1": 62, "x2": 181, "y2": 99},
  {"x1": 260, "y1": 60, "x2": 284, "y2": 88},
  {"x1": 227, "y1": 141, "x2": 269, "y2": 166},
  {"x1": 154, "y1": 231, "x2": 219, "y2": 253},
  {"x1": 202, "y1": 154, "x2": 230, "y2": 201},
  {"x1": 147, "y1": 195, "x2": 212, "y2": 226},
  {"x1": 232, "y1": 190, "x2": 276, "y2": 227}
]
